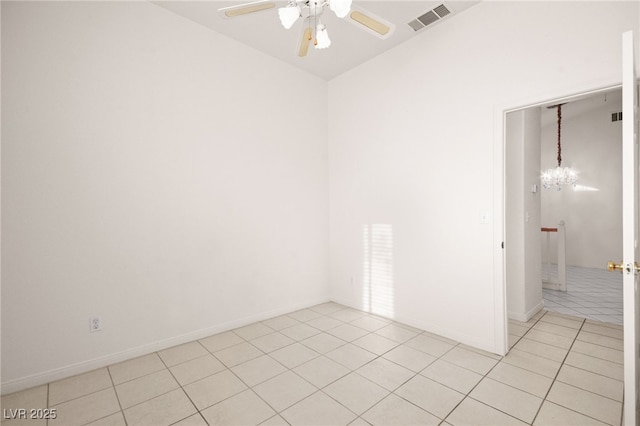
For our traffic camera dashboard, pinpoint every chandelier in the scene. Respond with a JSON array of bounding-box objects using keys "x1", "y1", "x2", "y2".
[{"x1": 541, "y1": 104, "x2": 578, "y2": 191}]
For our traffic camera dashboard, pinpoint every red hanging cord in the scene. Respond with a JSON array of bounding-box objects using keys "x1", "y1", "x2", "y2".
[{"x1": 556, "y1": 104, "x2": 562, "y2": 167}]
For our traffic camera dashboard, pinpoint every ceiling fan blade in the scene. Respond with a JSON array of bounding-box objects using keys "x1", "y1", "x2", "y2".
[
  {"x1": 218, "y1": 0, "x2": 276, "y2": 18},
  {"x1": 298, "y1": 26, "x2": 313, "y2": 57},
  {"x1": 346, "y1": 7, "x2": 395, "y2": 39}
]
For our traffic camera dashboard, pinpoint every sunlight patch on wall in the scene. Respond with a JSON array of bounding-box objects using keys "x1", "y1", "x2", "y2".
[
  {"x1": 572, "y1": 184, "x2": 599, "y2": 192},
  {"x1": 362, "y1": 224, "x2": 394, "y2": 318}
]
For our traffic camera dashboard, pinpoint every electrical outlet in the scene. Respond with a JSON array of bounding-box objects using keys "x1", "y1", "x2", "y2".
[{"x1": 90, "y1": 316, "x2": 102, "y2": 333}]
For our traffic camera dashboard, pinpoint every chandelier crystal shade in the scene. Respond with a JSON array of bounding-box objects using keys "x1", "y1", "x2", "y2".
[
  {"x1": 541, "y1": 104, "x2": 578, "y2": 191},
  {"x1": 541, "y1": 166, "x2": 578, "y2": 190}
]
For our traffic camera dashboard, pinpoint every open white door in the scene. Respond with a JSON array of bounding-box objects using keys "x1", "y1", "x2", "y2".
[{"x1": 621, "y1": 30, "x2": 639, "y2": 426}]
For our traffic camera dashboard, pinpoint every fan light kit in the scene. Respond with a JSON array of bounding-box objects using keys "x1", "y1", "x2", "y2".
[{"x1": 219, "y1": 0, "x2": 394, "y2": 57}]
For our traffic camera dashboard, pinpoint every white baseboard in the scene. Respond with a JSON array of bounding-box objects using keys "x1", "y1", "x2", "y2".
[
  {"x1": 1, "y1": 298, "x2": 329, "y2": 395},
  {"x1": 542, "y1": 281, "x2": 563, "y2": 291},
  {"x1": 508, "y1": 300, "x2": 545, "y2": 322},
  {"x1": 329, "y1": 297, "x2": 500, "y2": 355}
]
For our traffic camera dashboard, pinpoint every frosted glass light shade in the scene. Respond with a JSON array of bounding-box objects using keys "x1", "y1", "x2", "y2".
[
  {"x1": 330, "y1": 0, "x2": 352, "y2": 18},
  {"x1": 315, "y1": 24, "x2": 331, "y2": 49},
  {"x1": 278, "y1": 6, "x2": 300, "y2": 29}
]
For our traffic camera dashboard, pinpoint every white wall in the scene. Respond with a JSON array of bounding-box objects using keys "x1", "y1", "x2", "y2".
[
  {"x1": 506, "y1": 112, "x2": 526, "y2": 320},
  {"x1": 523, "y1": 109, "x2": 544, "y2": 319},
  {"x1": 1, "y1": 1, "x2": 329, "y2": 392},
  {"x1": 328, "y1": 1, "x2": 639, "y2": 352},
  {"x1": 541, "y1": 91, "x2": 623, "y2": 269},
  {"x1": 506, "y1": 109, "x2": 543, "y2": 322}
]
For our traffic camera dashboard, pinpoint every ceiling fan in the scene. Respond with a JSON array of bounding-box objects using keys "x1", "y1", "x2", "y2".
[{"x1": 218, "y1": 0, "x2": 395, "y2": 57}]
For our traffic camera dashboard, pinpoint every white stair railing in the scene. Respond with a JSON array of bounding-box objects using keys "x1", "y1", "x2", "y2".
[{"x1": 541, "y1": 220, "x2": 566, "y2": 291}]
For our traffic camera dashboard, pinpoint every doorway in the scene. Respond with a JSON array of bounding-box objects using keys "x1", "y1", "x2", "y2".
[
  {"x1": 539, "y1": 89, "x2": 623, "y2": 325},
  {"x1": 504, "y1": 87, "x2": 624, "y2": 347}
]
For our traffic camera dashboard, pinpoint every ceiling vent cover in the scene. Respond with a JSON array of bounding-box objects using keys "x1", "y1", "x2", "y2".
[
  {"x1": 417, "y1": 10, "x2": 439, "y2": 27},
  {"x1": 408, "y1": 4, "x2": 451, "y2": 32},
  {"x1": 433, "y1": 4, "x2": 450, "y2": 18}
]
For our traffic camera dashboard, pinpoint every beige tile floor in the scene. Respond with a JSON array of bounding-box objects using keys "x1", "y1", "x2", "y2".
[{"x1": 1, "y1": 303, "x2": 624, "y2": 426}]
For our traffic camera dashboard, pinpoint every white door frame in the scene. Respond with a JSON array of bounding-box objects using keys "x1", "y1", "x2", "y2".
[
  {"x1": 493, "y1": 83, "x2": 621, "y2": 355},
  {"x1": 621, "y1": 29, "x2": 638, "y2": 425}
]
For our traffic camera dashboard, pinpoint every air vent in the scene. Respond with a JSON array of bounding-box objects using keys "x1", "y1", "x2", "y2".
[
  {"x1": 408, "y1": 4, "x2": 452, "y2": 32},
  {"x1": 433, "y1": 4, "x2": 450, "y2": 18},
  {"x1": 408, "y1": 19, "x2": 424, "y2": 32},
  {"x1": 417, "y1": 10, "x2": 439, "y2": 27}
]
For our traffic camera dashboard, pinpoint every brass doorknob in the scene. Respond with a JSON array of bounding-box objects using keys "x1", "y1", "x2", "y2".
[
  {"x1": 607, "y1": 261, "x2": 624, "y2": 272},
  {"x1": 607, "y1": 261, "x2": 640, "y2": 273}
]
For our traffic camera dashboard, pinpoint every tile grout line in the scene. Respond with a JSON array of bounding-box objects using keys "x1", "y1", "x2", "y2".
[
  {"x1": 439, "y1": 341, "x2": 525, "y2": 425},
  {"x1": 209, "y1": 310, "x2": 492, "y2": 425},
  {"x1": 507, "y1": 309, "x2": 547, "y2": 349},
  {"x1": 565, "y1": 334, "x2": 623, "y2": 352},
  {"x1": 45, "y1": 384, "x2": 117, "y2": 415},
  {"x1": 447, "y1": 310, "x2": 551, "y2": 424},
  {"x1": 384, "y1": 329, "x2": 518, "y2": 424},
  {"x1": 527, "y1": 314, "x2": 619, "y2": 426},
  {"x1": 556, "y1": 362, "x2": 625, "y2": 386},
  {"x1": 353, "y1": 334, "x2": 455, "y2": 423},
  {"x1": 106, "y1": 365, "x2": 128, "y2": 426},
  {"x1": 389, "y1": 349, "x2": 462, "y2": 423},
  {"x1": 155, "y1": 350, "x2": 209, "y2": 426},
  {"x1": 568, "y1": 348, "x2": 624, "y2": 367},
  {"x1": 193, "y1": 307, "x2": 377, "y2": 423},
  {"x1": 109, "y1": 342, "x2": 252, "y2": 423},
  {"x1": 201, "y1": 340, "x2": 279, "y2": 419},
  {"x1": 226, "y1": 346, "x2": 295, "y2": 420},
  {"x1": 258, "y1": 311, "x2": 374, "y2": 423},
  {"x1": 268, "y1": 314, "x2": 387, "y2": 422},
  {"x1": 528, "y1": 313, "x2": 585, "y2": 424},
  {"x1": 253, "y1": 310, "x2": 421, "y2": 423},
  {"x1": 169, "y1": 323, "x2": 317, "y2": 424},
  {"x1": 439, "y1": 310, "x2": 551, "y2": 424}
]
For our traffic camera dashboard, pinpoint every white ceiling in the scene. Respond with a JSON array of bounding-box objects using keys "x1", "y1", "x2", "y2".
[{"x1": 153, "y1": 1, "x2": 480, "y2": 80}]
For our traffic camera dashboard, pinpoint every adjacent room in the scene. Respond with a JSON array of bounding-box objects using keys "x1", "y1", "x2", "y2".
[
  {"x1": 539, "y1": 90, "x2": 624, "y2": 325},
  {"x1": 2, "y1": 1, "x2": 639, "y2": 425},
  {"x1": 505, "y1": 88, "x2": 625, "y2": 333}
]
